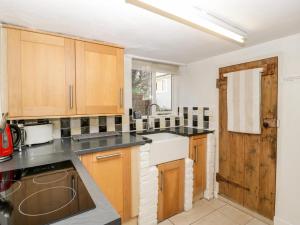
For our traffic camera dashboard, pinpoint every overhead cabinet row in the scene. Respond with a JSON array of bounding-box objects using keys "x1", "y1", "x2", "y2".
[{"x1": 5, "y1": 28, "x2": 124, "y2": 118}]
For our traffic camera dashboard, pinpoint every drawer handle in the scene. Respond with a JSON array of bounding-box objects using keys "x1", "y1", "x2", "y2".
[
  {"x1": 160, "y1": 171, "x2": 164, "y2": 192},
  {"x1": 96, "y1": 153, "x2": 122, "y2": 160},
  {"x1": 120, "y1": 88, "x2": 124, "y2": 108},
  {"x1": 194, "y1": 146, "x2": 197, "y2": 163},
  {"x1": 196, "y1": 146, "x2": 199, "y2": 163},
  {"x1": 69, "y1": 85, "x2": 73, "y2": 109}
]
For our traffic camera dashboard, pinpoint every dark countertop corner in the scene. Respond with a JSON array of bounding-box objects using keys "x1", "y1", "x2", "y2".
[{"x1": 132, "y1": 126, "x2": 214, "y2": 138}]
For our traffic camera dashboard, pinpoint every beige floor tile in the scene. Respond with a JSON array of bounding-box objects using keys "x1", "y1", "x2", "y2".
[
  {"x1": 169, "y1": 200, "x2": 215, "y2": 225},
  {"x1": 193, "y1": 211, "x2": 238, "y2": 225},
  {"x1": 204, "y1": 199, "x2": 227, "y2": 210},
  {"x1": 123, "y1": 218, "x2": 137, "y2": 225},
  {"x1": 246, "y1": 219, "x2": 268, "y2": 225},
  {"x1": 158, "y1": 219, "x2": 173, "y2": 225},
  {"x1": 218, "y1": 205, "x2": 253, "y2": 225}
]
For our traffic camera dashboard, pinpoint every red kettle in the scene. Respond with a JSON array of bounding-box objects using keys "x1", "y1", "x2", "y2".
[{"x1": 0, "y1": 124, "x2": 13, "y2": 162}]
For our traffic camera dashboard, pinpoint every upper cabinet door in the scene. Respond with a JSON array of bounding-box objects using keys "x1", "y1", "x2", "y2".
[
  {"x1": 75, "y1": 41, "x2": 124, "y2": 115},
  {"x1": 7, "y1": 29, "x2": 76, "y2": 118}
]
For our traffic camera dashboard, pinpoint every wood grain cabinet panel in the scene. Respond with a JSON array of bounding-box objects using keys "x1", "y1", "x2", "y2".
[
  {"x1": 189, "y1": 135, "x2": 207, "y2": 201},
  {"x1": 6, "y1": 27, "x2": 124, "y2": 118},
  {"x1": 7, "y1": 29, "x2": 76, "y2": 117},
  {"x1": 157, "y1": 159, "x2": 184, "y2": 222},
  {"x1": 75, "y1": 41, "x2": 124, "y2": 115},
  {"x1": 80, "y1": 148, "x2": 131, "y2": 222}
]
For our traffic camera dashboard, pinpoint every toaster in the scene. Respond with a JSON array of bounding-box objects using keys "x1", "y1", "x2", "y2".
[{"x1": 24, "y1": 123, "x2": 53, "y2": 146}]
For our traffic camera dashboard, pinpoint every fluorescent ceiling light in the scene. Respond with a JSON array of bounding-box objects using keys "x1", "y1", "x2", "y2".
[{"x1": 126, "y1": 0, "x2": 247, "y2": 43}]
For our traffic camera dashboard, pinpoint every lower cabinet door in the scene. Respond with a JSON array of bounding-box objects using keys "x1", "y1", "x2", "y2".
[
  {"x1": 189, "y1": 135, "x2": 207, "y2": 201},
  {"x1": 157, "y1": 159, "x2": 184, "y2": 222},
  {"x1": 81, "y1": 148, "x2": 131, "y2": 222}
]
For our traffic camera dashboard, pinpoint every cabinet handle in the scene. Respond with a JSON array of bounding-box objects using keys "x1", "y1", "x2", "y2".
[
  {"x1": 96, "y1": 153, "x2": 122, "y2": 160},
  {"x1": 196, "y1": 146, "x2": 199, "y2": 163},
  {"x1": 160, "y1": 171, "x2": 164, "y2": 192},
  {"x1": 194, "y1": 146, "x2": 197, "y2": 163},
  {"x1": 120, "y1": 88, "x2": 124, "y2": 108},
  {"x1": 69, "y1": 85, "x2": 73, "y2": 109}
]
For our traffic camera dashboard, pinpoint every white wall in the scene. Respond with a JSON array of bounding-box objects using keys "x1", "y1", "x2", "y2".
[{"x1": 178, "y1": 33, "x2": 300, "y2": 225}]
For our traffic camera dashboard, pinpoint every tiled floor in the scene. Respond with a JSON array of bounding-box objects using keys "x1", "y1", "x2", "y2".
[{"x1": 158, "y1": 199, "x2": 269, "y2": 225}]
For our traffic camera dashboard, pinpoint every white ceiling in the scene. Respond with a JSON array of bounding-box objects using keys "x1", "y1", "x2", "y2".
[{"x1": 0, "y1": 0, "x2": 300, "y2": 64}]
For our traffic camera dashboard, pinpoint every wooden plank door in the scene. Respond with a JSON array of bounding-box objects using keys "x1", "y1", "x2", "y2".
[
  {"x1": 75, "y1": 41, "x2": 124, "y2": 115},
  {"x1": 7, "y1": 29, "x2": 76, "y2": 118},
  {"x1": 218, "y1": 57, "x2": 278, "y2": 219},
  {"x1": 158, "y1": 159, "x2": 184, "y2": 222},
  {"x1": 189, "y1": 135, "x2": 207, "y2": 201}
]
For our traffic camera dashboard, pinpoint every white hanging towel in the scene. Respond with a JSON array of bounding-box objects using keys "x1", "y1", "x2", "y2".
[{"x1": 226, "y1": 68, "x2": 263, "y2": 134}]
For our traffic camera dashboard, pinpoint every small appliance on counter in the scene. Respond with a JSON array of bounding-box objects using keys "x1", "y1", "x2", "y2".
[
  {"x1": 0, "y1": 124, "x2": 13, "y2": 162},
  {"x1": 9, "y1": 124, "x2": 22, "y2": 151},
  {"x1": 24, "y1": 123, "x2": 53, "y2": 146}
]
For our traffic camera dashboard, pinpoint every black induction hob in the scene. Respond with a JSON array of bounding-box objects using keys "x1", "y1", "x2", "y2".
[{"x1": 0, "y1": 160, "x2": 96, "y2": 225}]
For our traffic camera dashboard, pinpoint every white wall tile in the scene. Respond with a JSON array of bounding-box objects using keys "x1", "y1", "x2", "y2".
[{"x1": 107, "y1": 117, "x2": 115, "y2": 132}]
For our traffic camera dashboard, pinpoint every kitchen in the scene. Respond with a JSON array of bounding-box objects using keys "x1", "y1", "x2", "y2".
[{"x1": 0, "y1": 1, "x2": 299, "y2": 225}]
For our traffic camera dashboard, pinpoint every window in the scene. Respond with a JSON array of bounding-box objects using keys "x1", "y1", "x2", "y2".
[
  {"x1": 156, "y1": 73, "x2": 172, "y2": 111},
  {"x1": 132, "y1": 59, "x2": 178, "y2": 116},
  {"x1": 132, "y1": 69, "x2": 152, "y2": 116}
]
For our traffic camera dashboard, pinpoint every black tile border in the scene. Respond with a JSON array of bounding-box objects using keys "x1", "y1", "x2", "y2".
[
  {"x1": 154, "y1": 118, "x2": 160, "y2": 128},
  {"x1": 16, "y1": 106, "x2": 211, "y2": 137},
  {"x1": 115, "y1": 116, "x2": 122, "y2": 125},
  {"x1": 60, "y1": 118, "x2": 70, "y2": 129},
  {"x1": 81, "y1": 117, "x2": 90, "y2": 127},
  {"x1": 99, "y1": 126, "x2": 107, "y2": 132},
  {"x1": 81, "y1": 126, "x2": 90, "y2": 134},
  {"x1": 61, "y1": 128, "x2": 71, "y2": 138}
]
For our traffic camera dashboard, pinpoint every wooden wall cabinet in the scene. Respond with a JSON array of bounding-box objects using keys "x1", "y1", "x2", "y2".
[
  {"x1": 6, "y1": 28, "x2": 124, "y2": 119},
  {"x1": 80, "y1": 148, "x2": 131, "y2": 222},
  {"x1": 7, "y1": 29, "x2": 76, "y2": 118},
  {"x1": 76, "y1": 41, "x2": 124, "y2": 115},
  {"x1": 189, "y1": 135, "x2": 207, "y2": 201},
  {"x1": 157, "y1": 159, "x2": 184, "y2": 222},
  {"x1": 0, "y1": 27, "x2": 8, "y2": 120}
]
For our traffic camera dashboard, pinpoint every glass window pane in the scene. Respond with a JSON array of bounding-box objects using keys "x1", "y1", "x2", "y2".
[
  {"x1": 132, "y1": 69, "x2": 152, "y2": 116},
  {"x1": 156, "y1": 73, "x2": 172, "y2": 111}
]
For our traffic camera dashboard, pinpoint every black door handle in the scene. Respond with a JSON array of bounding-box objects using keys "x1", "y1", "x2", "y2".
[{"x1": 263, "y1": 122, "x2": 270, "y2": 128}]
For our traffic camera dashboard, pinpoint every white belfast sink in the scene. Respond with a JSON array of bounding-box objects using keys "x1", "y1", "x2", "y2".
[{"x1": 142, "y1": 132, "x2": 189, "y2": 166}]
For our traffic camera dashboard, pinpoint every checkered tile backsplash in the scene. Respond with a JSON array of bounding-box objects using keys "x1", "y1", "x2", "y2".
[{"x1": 12, "y1": 107, "x2": 214, "y2": 139}]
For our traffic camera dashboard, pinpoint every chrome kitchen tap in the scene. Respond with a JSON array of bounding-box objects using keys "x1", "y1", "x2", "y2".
[{"x1": 146, "y1": 103, "x2": 160, "y2": 131}]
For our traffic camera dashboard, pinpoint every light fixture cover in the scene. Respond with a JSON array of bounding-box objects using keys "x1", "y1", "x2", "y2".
[{"x1": 127, "y1": 0, "x2": 247, "y2": 43}]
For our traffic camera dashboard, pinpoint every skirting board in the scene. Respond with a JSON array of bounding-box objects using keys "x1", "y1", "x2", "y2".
[{"x1": 274, "y1": 217, "x2": 294, "y2": 225}]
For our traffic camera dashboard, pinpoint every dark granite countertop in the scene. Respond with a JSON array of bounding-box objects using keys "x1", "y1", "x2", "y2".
[
  {"x1": 133, "y1": 126, "x2": 214, "y2": 139},
  {"x1": 71, "y1": 132, "x2": 147, "y2": 155},
  {"x1": 0, "y1": 127, "x2": 213, "y2": 225},
  {"x1": 0, "y1": 132, "x2": 148, "y2": 225}
]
